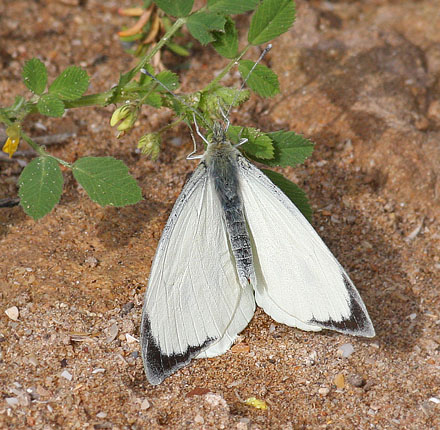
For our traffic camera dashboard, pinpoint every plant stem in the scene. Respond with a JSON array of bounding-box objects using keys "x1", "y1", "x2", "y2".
[
  {"x1": 157, "y1": 118, "x2": 182, "y2": 134},
  {"x1": 203, "y1": 44, "x2": 251, "y2": 92},
  {"x1": 20, "y1": 131, "x2": 72, "y2": 168},
  {"x1": 132, "y1": 17, "x2": 186, "y2": 76}
]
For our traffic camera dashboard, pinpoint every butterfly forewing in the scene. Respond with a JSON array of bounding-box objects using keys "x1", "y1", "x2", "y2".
[{"x1": 140, "y1": 162, "x2": 255, "y2": 385}]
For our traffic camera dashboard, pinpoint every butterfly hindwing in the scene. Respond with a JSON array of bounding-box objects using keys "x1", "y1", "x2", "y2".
[{"x1": 237, "y1": 156, "x2": 375, "y2": 338}]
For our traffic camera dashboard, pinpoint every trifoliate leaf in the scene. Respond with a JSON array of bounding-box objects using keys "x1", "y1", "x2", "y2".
[
  {"x1": 72, "y1": 157, "x2": 142, "y2": 207},
  {"x1": 49, "y1": 66, "x2": 89, "y2": 100},
  {"x1": 18, "y1": 156, "x2": 63, "y2": 220},
  {"x1": 154, "y1": 0, "x2": 194, "y2": 17},
  {"x1": 212, "y1": 16, "x2": 239, "y2": 59},
  {"x1": 238, "y1": 60, "x2": 280, "y2": 97},
  {"x1": 265, "y1": 131, "x2": 314, "y2": 167},
  {"x1": 22, "y1": 58, "x2": 47, "y2": 95},
  {"x1": 248, "y1": 0, "x2": 296, "y2": 45},
  {"x1": 187, "y1": 12, "x2": 226, "y2": 45},
  {"x1": 262, "y1": 169, "x2": 312, "y2": 221},
  {"x1": 37, "y1": 94, "x2": 65, "y2": 117}
]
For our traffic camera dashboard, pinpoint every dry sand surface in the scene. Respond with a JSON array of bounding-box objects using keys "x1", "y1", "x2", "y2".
[{"x1": 1, "y1": 0, "x2": 439, "y2": 429}]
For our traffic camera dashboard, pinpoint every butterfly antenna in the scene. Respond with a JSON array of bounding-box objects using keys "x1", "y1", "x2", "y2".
[
  {"x1": 225, "y1": 43, "x2": 273, "y2": 125},
  {"x1": 140, "y1": 68, "x2": 205, "y2": 124}
]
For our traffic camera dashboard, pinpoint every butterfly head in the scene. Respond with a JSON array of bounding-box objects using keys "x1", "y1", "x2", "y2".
[{"x1": 208, "y1": 122, "x2": 229, "y2": 147}]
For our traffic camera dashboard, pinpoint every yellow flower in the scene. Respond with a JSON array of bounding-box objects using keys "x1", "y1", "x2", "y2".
[{"x1": 2, "y1": 124, "x2": 21, "y2": 157}]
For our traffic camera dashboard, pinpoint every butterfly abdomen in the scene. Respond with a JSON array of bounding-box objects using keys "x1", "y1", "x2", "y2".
[{"x1": 207, "y1": 145, "x2": 255, "y2": 287}]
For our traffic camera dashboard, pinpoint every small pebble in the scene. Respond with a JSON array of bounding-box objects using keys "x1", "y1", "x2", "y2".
[
  {"x1": 105, "y1": 323, "x2": 118, "y2": 343},
  {"x1": 421, "y1": 401, "x2": 435, "y2": 417},
  {"x1": 334, "y1": 373, "x2": 345, "y2": 389},
  {"x1": 121, "y1": 302, "x2": 134, "y2": 316},
  {"x1": 5, "y1": 306, "x2": 19, "y2": 321},
  {"x1": 96, "y1": 412, "x2": 107, "y2": 419},
  {"x1": 231, "y1": 343, "x2": 250, "y2": 353},
  {"x1": 347, "y1": 374, "x2": 365, "y2": 387},
  {"x1": 125, "y1": 333, "x2": 138, "y2": 343},
  {"x1": 305, "y1": 350, "x2": 318, "y2": 366},
  {"x1": 6, "y1": 397, "x2": 19, "y2": 407},
  {"x1": 85, "y1": 256, "x2": 99, "y2": 267},
  {"x1": 60, "y1": 370, "x2": 73, "y2": 381},
  {"x1": 337, "y1": 343, "x2": 354, "y2": 358},
  {"x1": 92, "y1": 368, "x2": 106, "y2": 374},
  {"x1": 318, "y1": 387, "x2": 330, "y2": 396},
  {"x1": 429, "y1": 397, "x2": 440, "y2": 404},
  {"x1": 140, "y1": 398, "x2": 151, "y2": 410},
  {"x1": 186, "y1": 387, "x2": 210, "y2": 397},
  {"x1": 194, "y1": 414, "x2": 204, "y2": 424},
  {"x1": 28, "y1": 354, "x2": 38, "y2": 367},
  {"x1": 237, "y1": 417, "x2": 251, "y2": 430},
  {"x1": 205, "y1": 393, "x2": 227, "y2": 407},
  {"x1": 36, "y1": 386, "x2": 51, "y2": 397}
]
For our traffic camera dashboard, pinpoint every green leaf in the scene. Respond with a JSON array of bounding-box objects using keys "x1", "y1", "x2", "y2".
[
  {"x1": 265, "y1": 131, "x2": 314, "y2": 167},
  {"x1": 261, "y1": 169, "x2": 312, "y2": 221},
  {"x1": 49, "y1": 66, "x2": 89, "y2": 100},
  {"x1": 72, "y1": 157, "x2": 142, "y2": 207},
  {"x1": 248, "y1": 0, "x2": 296, "y2": 45},
  {"x1": 145, "y1": 92, "x2": 162, "y2": 108},
  {"x1": 22, "y1": 58, "x2": 47, "y2": 95},
  {"x1": 212, "y1": 16, "x2": 239, "y2": 58},
  {"x1": 207, "y1": 0, "x2": 259, "y2": 14},
  {"x1": 18, "y1": 156, "x2": 63, "y2": 220},
  {"x1": 238, "y1": 60, "x2": 280, "y2": 97},
  {"x1": 155, "y1": 70, "x2": 180, "y2": 92},
  {"x1": 228, "y1": 126, "x2": 274, "y2": 159},
  {"x1": 166, "y1": 41, "x2": 191, "y2": 56},
  {"x1": 154, "y1": 0, "x2": 194, "y2": 17},
  {"x1": 106, "y1": 69, "x2": 137, "y2": 105},
  {"x1": 37, "y1": 94, "x2": 65, "y2": 117},
  {"x1": 187, "y1": 12, "x2": 226, "y2": 45}
]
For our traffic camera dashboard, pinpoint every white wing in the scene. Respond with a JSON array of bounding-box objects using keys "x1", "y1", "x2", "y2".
[
  {"x1": 237, "y1": 157, "x2": 375, "y2": 337},
  {"x1": 140, "y1": 163, "x2": 255, "y2": 385}
]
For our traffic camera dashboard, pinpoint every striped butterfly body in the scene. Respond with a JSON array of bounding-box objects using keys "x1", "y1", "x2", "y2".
[{"x1": 140, "y1": 122, "x2": 375, "y2": 385}]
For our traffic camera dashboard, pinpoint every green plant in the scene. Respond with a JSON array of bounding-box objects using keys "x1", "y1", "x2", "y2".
[{"x1": 1, "y1": 0, "x2": 314, "y2": 221}]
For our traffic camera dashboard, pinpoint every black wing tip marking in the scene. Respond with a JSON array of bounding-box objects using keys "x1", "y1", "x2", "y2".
[
  {"x1": 310, "y1": 274, "x2": 376, "y2": 338},
  {"x1": 140, "y1": 316, "x2": 216, "y2": 385}
]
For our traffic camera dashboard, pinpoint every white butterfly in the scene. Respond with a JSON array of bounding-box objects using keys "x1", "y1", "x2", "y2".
[{"x1": 140, "y1": 122, "x2": 375, "y2": 385}]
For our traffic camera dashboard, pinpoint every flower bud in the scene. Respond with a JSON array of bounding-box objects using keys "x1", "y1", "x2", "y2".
[
  {"x1": 138, "y1": 133, "x2": 160, "y2": 161},
  {"x1": 110, "y1": 104, "x2": 138, "y2": 131}
]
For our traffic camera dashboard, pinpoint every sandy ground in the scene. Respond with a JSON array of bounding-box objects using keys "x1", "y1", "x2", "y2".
[{"x1": 1, "y1": 0, "x2": 439, "y2": 429}]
